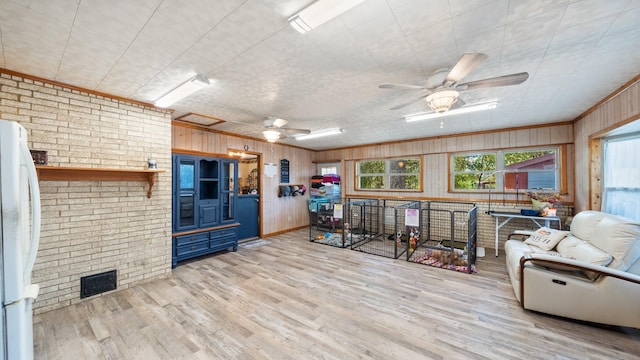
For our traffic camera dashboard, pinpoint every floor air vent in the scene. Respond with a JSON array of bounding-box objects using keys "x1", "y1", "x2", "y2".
[{"x1": 80, "y1": 270, "x2": 117, "y2": 298}]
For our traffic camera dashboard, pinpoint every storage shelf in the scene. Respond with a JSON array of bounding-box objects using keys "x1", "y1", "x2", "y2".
[{"x1": 35, "y1": 166, "x2": 165, "y2": 198}]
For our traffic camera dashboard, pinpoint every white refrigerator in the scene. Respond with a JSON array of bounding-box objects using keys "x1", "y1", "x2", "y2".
[{"x1": 0, "y1": 120, "x2": 41, "y2": 360}]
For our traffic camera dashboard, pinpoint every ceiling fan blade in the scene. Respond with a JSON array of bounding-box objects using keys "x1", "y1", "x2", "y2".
[
  {"x1": 456, "y1": 72, "x2": 529, "y2": 91},
  {"x1": 283, "y1": 128, "x2": 311, "y2": 135},
  {"x1": 390, "y1": 94, "x2": 429, "y2": 110},
  {"x1": 444, "y1": 53, "x2": 489, "y2": 85},
  {"x1": 451, "y1": 97, "x2": 466, "y2": 109},
  {"x1": 379, "y1": 83, "x2": 427, "y2": 90}
]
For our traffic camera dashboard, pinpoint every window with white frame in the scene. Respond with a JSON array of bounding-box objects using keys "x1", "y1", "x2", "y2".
[
  {"x1": 320, "y1": 166, "x2": 337, "y2": 175},
  {"x1": 356, "y1": 158, "x2": 421, "y2": 190},
  {"x1": 451, "y1": 147, "x2": 559, "y2": 191},
  {"x1": 602, "y1": 133, "x2": 640, "y2": 221}
]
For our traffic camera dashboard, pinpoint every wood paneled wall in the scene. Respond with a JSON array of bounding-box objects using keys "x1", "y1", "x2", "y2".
[
  {"x1": 174, "y1": 73, "x2": 640, "y2": 244},
  {"x1": 312, "y1": 124, "x2": 577, "y2": 249},
  {"x1": 315, "y1": 123, "x2": 575, "y2": 204},
  {"x1": 172, "y1": 125, "x2": 315, "y2": 236},
  {"x1": 574, "y1": 76, "x2": 640, "y2": 212}
]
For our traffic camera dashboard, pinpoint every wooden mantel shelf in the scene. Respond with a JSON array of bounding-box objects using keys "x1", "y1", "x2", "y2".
[{"x1": 35, "y1": 166, "x2": 165, "y2": 198}]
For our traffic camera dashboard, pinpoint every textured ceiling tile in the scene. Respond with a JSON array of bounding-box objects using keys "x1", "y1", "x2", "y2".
[
  {"x1": 559, "y1": 0, "x2": 629, "y2": 29},
  {"x1": 73, "y1": 0, "x2": 159, "y2": 31},
  {"x1": 0, "y1": 1, "x2": 71, "y2": 78},
  {"x1": 605, "y1": 5, "x2": 640, "y2": 36},
  {"x1": 507, "y1": 0, "x2": 571, "y2": 21},
  {"x1": 1, "y1": 0, "x2": 639, "y2": 150},
  {"x1": 548, "y1": 15, "x2": 617, "y2": 51},
  {"x1": 503, "y1": 8, "x2": 563, "y2": 46},
  {"x1": 452, "y1": 1, "x2": 509, "y2": 38}
]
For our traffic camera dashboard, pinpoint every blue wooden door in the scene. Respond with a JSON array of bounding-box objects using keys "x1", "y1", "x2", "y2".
[{"x1": 237, "y1": 194, "x2": 259, "y2": 240}]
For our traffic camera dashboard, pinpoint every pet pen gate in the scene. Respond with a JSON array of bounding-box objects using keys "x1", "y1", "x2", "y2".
[
  {"x1": 309, "y1": 198, "x2": 378, "y2": 247},
  {"x1": 407, "y1": 201, "x2": 478, "y2": 273},
  {"x1": 349, "y1": 199, "x2": 421, "y2": 259}
]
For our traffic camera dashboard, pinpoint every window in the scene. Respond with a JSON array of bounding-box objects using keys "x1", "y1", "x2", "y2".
[
  {"x1": 451, "y1": 147, "x2": 559, "y2": 191},
  {"x1": 357, "y1": 158, "x2": 420, "y2": 190},
  {"x1": 602, "y1": 134, "x2": 640, "y2": 221},
  {"x1": 320, "y1": 166, "x2": 337, "y2": 175}
]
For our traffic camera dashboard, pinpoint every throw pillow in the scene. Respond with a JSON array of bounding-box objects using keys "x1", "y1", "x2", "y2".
[{"x1": 524, "y1": 227, "x2": 570, "y2": 251}]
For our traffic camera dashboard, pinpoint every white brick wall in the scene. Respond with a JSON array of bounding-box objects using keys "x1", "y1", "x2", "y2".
[
  {"x1": 1, "y1": 71, "x2": 172, "y2": 313},
  {"x1": 476, "y1": 202, "x2": 572, "y2": 254}
]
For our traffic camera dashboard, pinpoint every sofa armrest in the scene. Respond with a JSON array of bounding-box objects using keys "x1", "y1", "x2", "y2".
[
  {"x1": 520, "y1": 253, "x2": 640, "y2": 283},
  {"x1": 518, "y1": 253, "x2": 640, "y2": 308},
  {"x1": 508, "y1": 230, "x2": 533, "y2": 241}
]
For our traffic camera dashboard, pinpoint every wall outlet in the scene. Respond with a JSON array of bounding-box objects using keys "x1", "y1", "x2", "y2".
[{"x1": 288, "y1": 216, "x2": 292, "y2": 222}]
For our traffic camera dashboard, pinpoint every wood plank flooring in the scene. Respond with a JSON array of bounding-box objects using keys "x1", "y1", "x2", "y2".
[{"x1": 33, "y1": 229, "x2": 640, "y2": 359}]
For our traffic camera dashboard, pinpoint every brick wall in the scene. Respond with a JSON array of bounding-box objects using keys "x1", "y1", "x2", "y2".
[
  {"x1": 475, "y1": 202, "x2": 573, "y2": 255},
  {"x1": 0, "y1": 71, "x2": 172, "y2": 313}
]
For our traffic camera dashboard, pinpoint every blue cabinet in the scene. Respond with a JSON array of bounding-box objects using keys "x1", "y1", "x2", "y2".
[{"x1": 172, "y1": 154, "x2": 239, "y2": 267}]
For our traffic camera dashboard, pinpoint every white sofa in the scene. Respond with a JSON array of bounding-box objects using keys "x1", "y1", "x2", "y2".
[{"x1": 504, "y1": 210, "x2": 640, "y2": 328}]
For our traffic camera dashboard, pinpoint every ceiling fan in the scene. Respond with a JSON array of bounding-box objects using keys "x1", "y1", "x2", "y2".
[
  {"x1": 379, "y1": 53, "x2": 529, "y2": 112},
  {"x1": 262, "y1": 117, "x2": 311, "y2": 143}
]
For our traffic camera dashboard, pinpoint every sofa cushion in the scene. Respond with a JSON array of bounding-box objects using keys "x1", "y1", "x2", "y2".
[
  {"x1": 569, "y1": 210, "x2": 607, "y2": 242},
  {"x1": 556, "y1": 235, "x2": 613, "y2": 279},
  {"x1": 524, "y1": 227, "x2": 570, "y2": 251},
  {"x1": 556, "y1": 235, "x2": 612, "y2": 266},
  {"x1": 590, "y1": 215, "x2": 640, "y2": 270}
]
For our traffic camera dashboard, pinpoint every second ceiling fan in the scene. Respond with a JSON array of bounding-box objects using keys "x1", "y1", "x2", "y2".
[
  {"x1": 262, "y1": 117, "x2": 311, "y2": 143},
  {"x1": 379, "y1": 53, "x2": 529, "y2": 112}
]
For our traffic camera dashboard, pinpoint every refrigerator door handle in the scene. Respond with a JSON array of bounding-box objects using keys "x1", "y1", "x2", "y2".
[{"x1": 20, "y1": 140, "x2": 41, "y2": 278}]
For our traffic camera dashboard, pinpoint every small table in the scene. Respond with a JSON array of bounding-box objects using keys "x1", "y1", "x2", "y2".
[{"x1": 488, "y1": 211, "x2": 561, "y2": 257}]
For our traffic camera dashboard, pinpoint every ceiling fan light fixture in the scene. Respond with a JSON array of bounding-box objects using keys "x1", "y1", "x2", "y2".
[
  {"x1": 263, "y1": 130, "x2": 281, "y2": 143},
  {"x1": 425, "y1": 90, "x2": 459, "y2": 113},
  {"x1": 295, "y1": 127, "x2": 343, "y2": 140},
  {"x1": 405, "y1": 102, "x2": 498, "y2": 122},
  {"x1": 154, "y1": 74, "x2": 210, "y2": 108},
  {"x1": 288, "y1": 0, "x2": 367, "y2": 34}
]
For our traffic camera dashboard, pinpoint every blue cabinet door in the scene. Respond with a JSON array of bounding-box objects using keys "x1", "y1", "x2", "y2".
[
  {"x1": 199, "y1": 203, "x2": 219, "y2": 227},
  {"x1": 173, "y1": 155, "x2": 198, "y2": 232},
  {"x1": 221, "y1": 160, "x2": 238, "y2": 224},
  {"x1": 237, "y1": 194, "x2": 259, "y2": 240}
]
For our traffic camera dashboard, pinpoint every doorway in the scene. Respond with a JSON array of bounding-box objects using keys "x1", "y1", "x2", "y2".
[{"x1": 235, "y1": 152, "x2": 260, "y2": 240}]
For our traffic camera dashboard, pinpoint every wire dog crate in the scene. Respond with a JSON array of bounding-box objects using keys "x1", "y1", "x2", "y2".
[
  {"x1": 407, "y1": 201, "x2": 478, "y2": 273},
  {"x1": 309, "y1": 198, "x2": 379, "y2": 248},
  {"x1": 349, "y1": 199, "x2": 421, "y2": 259},
  {"x1": 309, "y1": 199, "x2": 346, "y2": 247}
]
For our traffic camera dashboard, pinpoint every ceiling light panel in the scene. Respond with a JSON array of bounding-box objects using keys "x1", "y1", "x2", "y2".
[
  {"x1": 288, "y1": 0, "x2": 368, "y2": 34},
  {"x1": 154, "y1": 75, "x2": 210, "y2": 108},
  {"x1": 295, "y1": 127, "x2": 343, "y2": 140}
]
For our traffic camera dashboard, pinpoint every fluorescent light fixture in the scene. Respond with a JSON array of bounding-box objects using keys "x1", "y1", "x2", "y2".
[
  {"x1": 288, "y1": 0, "x2": 367, "y2": 34},
  {"x1": 263, "y1": 130, "x2": 281, "y2": 143},
  {"x1": 154, "y1": 74, "x2": 210, "y2": 108},
  {"x1": 295, "y1": 127, "x2": 343, "y2": 140},
  {"x1": 404, "y1": 102, "x2": 498, "y2": 122}
]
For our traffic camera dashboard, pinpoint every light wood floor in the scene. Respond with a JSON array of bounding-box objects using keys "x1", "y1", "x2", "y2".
[{"x1": 34, "y1": 229, "x2": 640, "y2": 359}]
